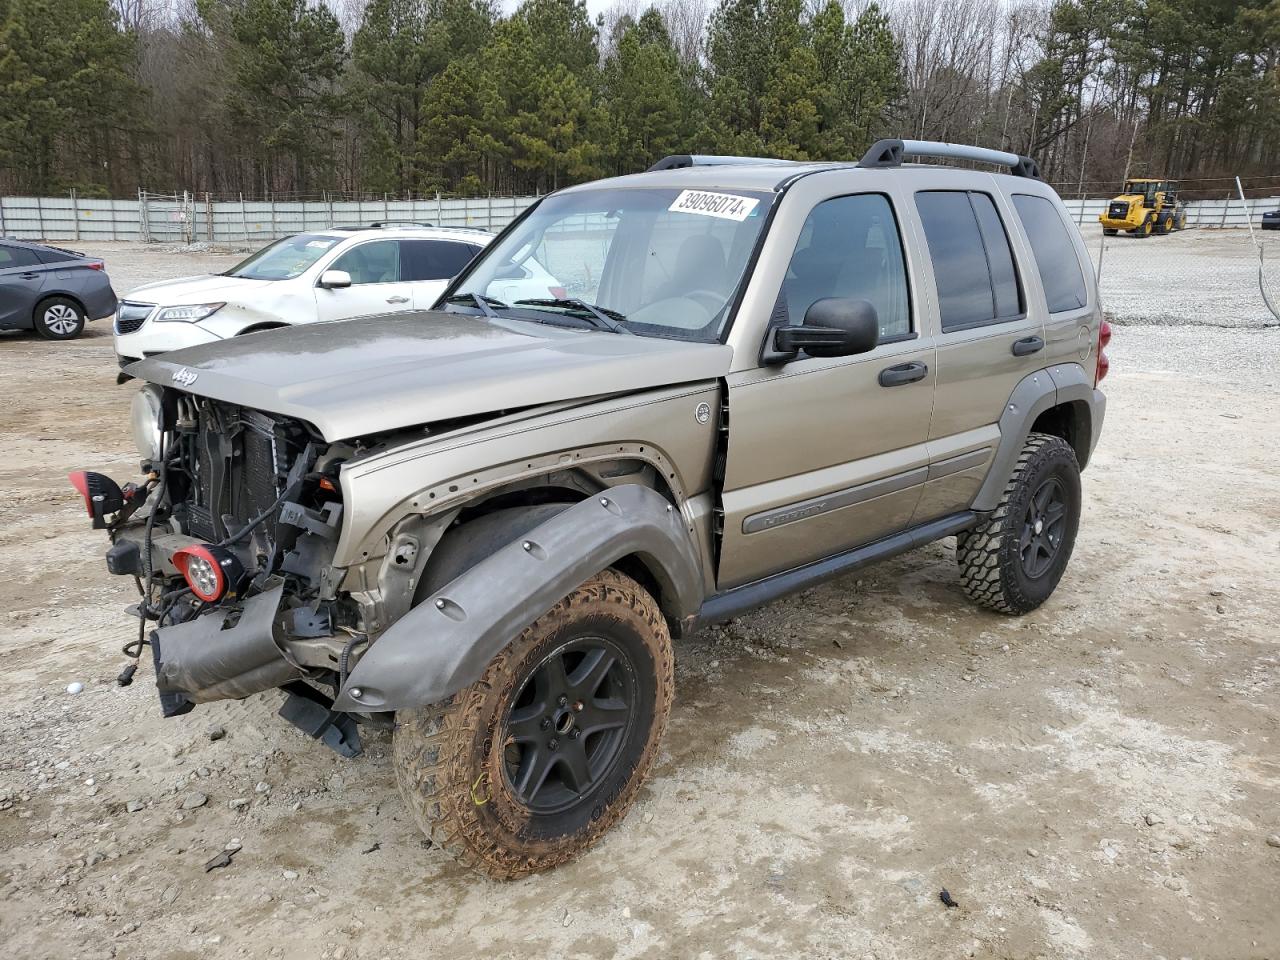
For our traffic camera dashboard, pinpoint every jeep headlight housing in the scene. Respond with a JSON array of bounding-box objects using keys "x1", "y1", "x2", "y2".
[
  {"x1": 130, "y1": 384, "x2": 164, "y2": 465},
  {"x1": 154, "y1": 302, "x2": 225, "y2": 323}
]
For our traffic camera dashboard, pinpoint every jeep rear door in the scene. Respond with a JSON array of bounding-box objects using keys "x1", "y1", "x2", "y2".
[
  {"x1": 717, "y1": 180, "x2": 936, "y2": 588},
  {"x1": 907, "y1": 176, "x2": 1048, "y2": 521}
]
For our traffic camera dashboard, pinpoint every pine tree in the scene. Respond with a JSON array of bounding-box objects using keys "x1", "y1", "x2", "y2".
[
  {"x1": 0, "y1": 0, "x2": 140, "y2": 194},
  {"x1": 352, "y1": 0, "x2": 496, "y2": 193},
  {"x1": 201, "y1": 0, "x2": 346, "y2": 194},
  {"x1": 600, "y1": 9, "x2": 698, "y2": 174}
]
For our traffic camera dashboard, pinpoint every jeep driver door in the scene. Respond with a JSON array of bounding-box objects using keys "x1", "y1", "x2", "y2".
[{"x1": 717, "y1": 188, "x2": 936, "y2": 589}]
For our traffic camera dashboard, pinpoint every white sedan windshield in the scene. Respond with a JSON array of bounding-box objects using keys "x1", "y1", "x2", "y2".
[
  {"x1": 225, "y1": 234, "x2": 343, "y2": 281},
  {"x1": 453, "y1": 187, "x2": 773, "y2": 340}
]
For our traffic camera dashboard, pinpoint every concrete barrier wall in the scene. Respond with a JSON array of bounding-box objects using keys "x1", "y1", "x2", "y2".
[
  {"x1": 0, "y1": 192, "x2": 1275, "y2": 244},
  {"x1": 1061, "y1": 197, "x2": 1278, "y2": 228},
  {"x1": 0, "y1": 194, "x2": 538, "y2": 244}
]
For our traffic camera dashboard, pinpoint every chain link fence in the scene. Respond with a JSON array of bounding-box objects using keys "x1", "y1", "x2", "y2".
[{"x1": 0, "y1": 191, "x2": 539, "y2": 244}]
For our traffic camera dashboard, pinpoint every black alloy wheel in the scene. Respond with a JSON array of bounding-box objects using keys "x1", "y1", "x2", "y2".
[
  {"x1": 503, "y1": 636, "x2": 636, "y2": 814},
  {"x1": 1020, "y1": 477, "x2": 1068, "y2": 579}
]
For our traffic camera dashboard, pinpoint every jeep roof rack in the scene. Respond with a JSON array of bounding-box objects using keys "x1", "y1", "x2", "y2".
[
  {"x1": 646, "y1": 154, "x2": 798, "y2": 172},
  {"x1": 859, "y1": 139, "x2": 1042, "y2": 180}
]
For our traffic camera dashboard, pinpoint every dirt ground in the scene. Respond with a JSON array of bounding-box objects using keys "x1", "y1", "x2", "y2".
[{"x1": 1, "y1": 234, "x2": 1278, "y2": 960}]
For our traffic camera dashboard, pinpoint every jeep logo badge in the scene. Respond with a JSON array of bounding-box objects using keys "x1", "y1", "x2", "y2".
[
  {"x1": 694, "y1": 402, "x2": 711, "y2": 424},
  {"x1": 171, "y1": 367, "x2": 198, "y2": 387}
]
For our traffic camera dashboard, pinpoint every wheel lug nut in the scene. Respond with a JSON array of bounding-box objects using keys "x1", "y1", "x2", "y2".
[
  {"x1": 558, "y1": 695, "x2": 568, "y2": 707},
  {"x1": 540, "y1": 717, "x2": 551, "y2": 729},
  {"x1": 548, "y1": 738, "x2": 558, "y2": 750}
]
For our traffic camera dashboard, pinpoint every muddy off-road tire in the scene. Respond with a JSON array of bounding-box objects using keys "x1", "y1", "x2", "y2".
[
  {"x1": 393, "y1": 569, "x2": 673, "y2": 879},
  {"x1": 957, "y1": 433, "x2": 1081, "y2": 615}
]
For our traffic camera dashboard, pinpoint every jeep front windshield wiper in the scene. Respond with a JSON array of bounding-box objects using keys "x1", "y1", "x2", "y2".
[
  {"x1": 514, "y1": 298, "x2": 633, "y2": 335},
  {"x1": 442, "y1": 292, "x2": 509, "y2": 318}
]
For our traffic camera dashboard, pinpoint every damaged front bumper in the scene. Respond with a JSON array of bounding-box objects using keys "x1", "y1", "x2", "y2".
[
  {"x1": 106, "y1": 523, "x2": 365, "y2": 755},
  {"x1": 150, "y1": 584, "x2": 301, "y2": 712}
]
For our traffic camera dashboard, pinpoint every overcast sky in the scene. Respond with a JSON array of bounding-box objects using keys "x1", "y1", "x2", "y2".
[{"x1": 496, "y1": 0, "x2": 616, "y2": 20}]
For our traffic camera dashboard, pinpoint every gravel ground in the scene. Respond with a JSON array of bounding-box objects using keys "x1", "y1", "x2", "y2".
[{"x1": 1, "y1": 234, "x2": 1278, "y2": 960}]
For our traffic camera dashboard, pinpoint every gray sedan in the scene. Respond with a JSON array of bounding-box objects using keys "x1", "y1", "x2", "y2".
[{"x1": 0, "y1": 239, "x2": 118, "y2": 340}]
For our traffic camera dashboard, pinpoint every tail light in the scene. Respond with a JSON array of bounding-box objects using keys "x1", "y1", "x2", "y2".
[
  {"x1": 68, "y1": 471, "x2": 124, "y2": 527},
  {"x1": 173, "y1": 545, "x2": 245, "y2": 603},
  {"x1": 85, "y1": 261, "x2": 105, "y2": 271},
  {"x1": 1095, "y1": 319, "x2": 1111, "y2": 384}
]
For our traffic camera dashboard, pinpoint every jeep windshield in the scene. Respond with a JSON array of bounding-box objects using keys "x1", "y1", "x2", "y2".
[
  {"x1": 224, "y1": 234, "x2": 343, "y2": 281},
  {"x1": 445, "y1": 186, "x2": 774, "y2": 341}
]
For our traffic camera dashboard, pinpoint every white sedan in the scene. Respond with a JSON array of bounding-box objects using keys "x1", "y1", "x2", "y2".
[{"x1": 114, "y1": 225, "x2": 503, "y2": 364}]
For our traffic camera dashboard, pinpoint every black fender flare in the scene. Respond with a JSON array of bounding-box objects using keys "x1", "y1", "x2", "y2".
[
  {"x1": 971, "y1": 363, "x2": 1105, "y2": 512},
  {"x1": 332, "y1": 484, "x2": 703, "y2": 712}
]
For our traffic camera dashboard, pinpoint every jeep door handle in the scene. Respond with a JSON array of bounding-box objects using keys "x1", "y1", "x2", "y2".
[
  {"x1": 385, "y1": 295, "x2": 410, "y2": 304},
  {"x1": 1011, "y1": 336, "x2": 1045, "y2": 357},
  {"x1": 20, "y1": 272, "x2": 40, "y2": 280},
  {"x1": 878, "y1": 361, "x2": 928, "y2": 387}
]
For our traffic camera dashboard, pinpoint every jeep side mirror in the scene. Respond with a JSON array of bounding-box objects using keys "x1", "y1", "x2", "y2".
[
  {"x1": 766, "y1": 298, "x2": 880, "y2": 363},
  {"x1": 318, "y1": 269, "x2": 352, "y2": 289}
]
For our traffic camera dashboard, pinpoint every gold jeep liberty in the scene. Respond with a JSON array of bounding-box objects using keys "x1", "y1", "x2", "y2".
[{"x1": 71, "y1": 139, "x2": 1108, "y2": 878}]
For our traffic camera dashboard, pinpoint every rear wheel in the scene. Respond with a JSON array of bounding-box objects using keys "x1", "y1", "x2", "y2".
[
  {"x1": 393, "y1": 569, "x2": 673, "y2": 879},
  {"x1": 956, "y1": 433, "x2": 1081, "y2": 615},
  {"x1": 1175, "y1": 210, "x2": 1187, "y2": 230},
  {"x1": 1138, "y1": 212, "x2": 1155, "y2": 237},
  {"x1": 33, "y1": 297, "x2": 85, "y2": 340}
]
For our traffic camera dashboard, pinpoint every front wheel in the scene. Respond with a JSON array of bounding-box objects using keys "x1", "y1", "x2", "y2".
[
  {"x1": 957, "y1": 433, "x2": 1081, "y2": 615},
  {"x1": 34, "y1": 297, "x2": 85, "y2": 340},
  {"x1": 393, "y1": 569, "x2": 673, "y2": 879}
]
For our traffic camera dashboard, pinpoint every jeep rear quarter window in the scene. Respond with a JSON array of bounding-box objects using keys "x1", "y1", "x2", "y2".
[
  {"x1": 1011, "y1": 194, "x2": 1088, "y2": 313},
  {"x1": 915, "y1": 191, "x2": 1023, "y2": 331}
]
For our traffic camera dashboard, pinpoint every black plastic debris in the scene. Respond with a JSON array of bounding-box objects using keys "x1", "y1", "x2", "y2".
[
  {"x1": 204, "y1": 848, "x2": 239, "y2": 872},
  {"x1": 939, "y1": 888, "x2": 959, "y2": 909}
]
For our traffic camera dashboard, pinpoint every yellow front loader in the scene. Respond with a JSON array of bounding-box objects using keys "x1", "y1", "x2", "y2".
[{"x1": 1098, "y1": 179, "x2": 1188, "y2": 236}]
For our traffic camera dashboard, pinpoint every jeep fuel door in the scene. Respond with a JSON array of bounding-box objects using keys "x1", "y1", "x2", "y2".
[{"x1": 717, "y1": 189, "x2": 935, "y2": 589}]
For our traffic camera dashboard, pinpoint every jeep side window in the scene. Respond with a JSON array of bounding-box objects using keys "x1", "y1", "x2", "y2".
[
  {"x1": 1011, "y1": 194, "x2": 1088, "y2": 313},
  {"x1": 331, "y1": 240, "x2": 400, "y2": 284},
  {"x1": 915, "y1": 191, "x2": 1023, "y2": 331},
  {"x1": 780, "y1": 193, "x2": 911, "y2": 341}
]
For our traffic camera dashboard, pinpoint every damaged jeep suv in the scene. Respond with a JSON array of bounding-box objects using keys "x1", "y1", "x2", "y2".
[{"x1": 72, "y1": 140, "x2": 1108, "y2": 878}]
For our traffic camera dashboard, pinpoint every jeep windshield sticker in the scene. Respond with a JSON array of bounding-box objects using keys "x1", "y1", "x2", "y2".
[{"x1": 668, "y1": 190, "x2": 759, "y2": 222}]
